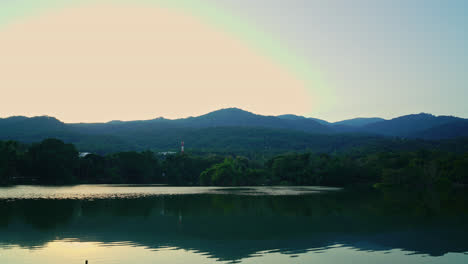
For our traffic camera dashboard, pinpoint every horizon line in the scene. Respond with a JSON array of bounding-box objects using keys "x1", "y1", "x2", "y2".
[{"x1": 0, "y1": 107, "x2": 465, "y2": 124}]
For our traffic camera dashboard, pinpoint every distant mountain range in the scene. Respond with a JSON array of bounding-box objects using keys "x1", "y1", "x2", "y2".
[
  {"x1": 1, "y1": 108, "x2": 467, "y2": 154},
  {"x1": 276, "y1": 114, "x2": 385, "y2": 127}
]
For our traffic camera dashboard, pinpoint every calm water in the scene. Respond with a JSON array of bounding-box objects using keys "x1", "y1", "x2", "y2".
[{"x1": 0, "y1": 185, "x2": 467, "y2": 264}]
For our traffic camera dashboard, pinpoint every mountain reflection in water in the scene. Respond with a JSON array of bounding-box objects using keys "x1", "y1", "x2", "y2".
[{"x1": 0, "y1": 186, "x2": 467, "y2": 263}]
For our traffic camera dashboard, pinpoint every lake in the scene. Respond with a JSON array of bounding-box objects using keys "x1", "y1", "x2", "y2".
[{"x1": 0, "y1": 185, "x2": 467, "y2": 264}]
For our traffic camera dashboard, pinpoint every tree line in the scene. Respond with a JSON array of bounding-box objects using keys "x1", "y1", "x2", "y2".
[{"x1": 0, "y1": 138, "x2": 467, "y2": 189}]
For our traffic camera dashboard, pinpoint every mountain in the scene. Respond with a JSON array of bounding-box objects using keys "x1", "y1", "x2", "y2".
[
  {"x1": 1, "y1": 109, "x2": 467, "y2": 154},
  {"x1": 359, "y1": 113, "x2": 464, "y2": 137},
  {"x1": 0, "y1": 109, "x2": 331, "y2": 154},
  {"x1": 0, "y1": 116, "x2": 64, "y2": 130},
  {"x1": 277, "y1": 114, "x2": 330, "y2": 125},
  {"x1": 179, "y1": 108, "x2": 331, "y2": 133},
  {"x1": 72, "y1": 108, "x2": 332, "y2": 135},
  {"x1": 0, "y1": 116, "x2": 69, "y2": 140},
  {"x1": 412, "y1": 119, "x2": 468, "y2": 140},
  {"x1": 277, "y1": 114, "x2": 308, "y2": 121},
  {"x1": 333, "y1": 117, "x2": 385, "y2": 127}
]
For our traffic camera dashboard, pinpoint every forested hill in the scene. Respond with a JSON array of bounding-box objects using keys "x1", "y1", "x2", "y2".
[
  {"x1": 358, "y1": 113, "x2": 465, "y2": 137},
  {"x1": 0, "y1": 108, "x2": 467, "y2": 154},
  {"x1": 71, "y1": 108, "x2": 331, "y2": 134}
]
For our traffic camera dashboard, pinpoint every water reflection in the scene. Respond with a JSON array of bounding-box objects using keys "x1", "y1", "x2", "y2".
[
  {"x1": 0, "y1": 186, "x2": 467, "y2": 263},
  {"x1": 0, "y1": 185, "x2": 338, "y2": 199}
]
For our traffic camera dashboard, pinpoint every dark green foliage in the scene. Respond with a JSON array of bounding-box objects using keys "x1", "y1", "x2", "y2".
[
  {"x1": 200, "y1": 157, "x2": 255, "y2": 186},
  {"x1": 414, "y1": 120, "x2": 468, "y2": 140},
  {"x1": 268, "y1": 153, "x2": 311, "y2": 185},
  {"x1": 163, "y1": 154, "x2": 223, "y2": 185},
  {"x1": 78, "y1": 154, "x2": 108, "y2": 183},
  {"x1": 265, "y1": 153, "x2": 369, "y2": 186},
  {"x1": 452, "y1": 153, "x2": 468, "y2": 184},
  {"x1": 0, "y1": 141, "x2": 21, "y2": 185},
  {"x1": 0, "y1": 138, "x2": 467, "y2": 189},
  {"x1": 26, "y1": 139, "x2": 79, "y2": 184},
  {"x1": 107, "y1": 151, "x2": 160, "y2": 184}
]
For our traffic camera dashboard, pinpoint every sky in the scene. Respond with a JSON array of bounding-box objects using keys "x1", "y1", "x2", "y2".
[{"x1": 0, "y1": 0, "x2": 467, "y2": 123}]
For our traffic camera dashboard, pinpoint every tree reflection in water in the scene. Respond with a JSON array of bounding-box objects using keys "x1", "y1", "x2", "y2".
[{"x1": 0, "y1": 188, "x2": 467, "y2": 262}]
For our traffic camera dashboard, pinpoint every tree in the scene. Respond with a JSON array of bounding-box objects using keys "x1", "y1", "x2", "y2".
[
  {"x1": 0, "y1": 141, "x2": 21, "y2": 185},
  {"x1": 26, "y1": 138, "x2": 78, "y2": 184},
  {"x1": 78, "y1": 154, "x2": 107, "y2": 183},
  {"x1": 163, "y1": 153, "x2": 222, "y2": 185},
  {"x1": 108, "y1": 151, "x2": 158, "y2": 184},
  {"x1": 200, "y1": 157, "x2": 251, "y2": 186}
]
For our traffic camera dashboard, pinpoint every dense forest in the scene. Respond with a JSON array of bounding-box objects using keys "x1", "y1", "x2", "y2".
[
  {"x1": 1, "y1": 138, "x2": 467, "y2": 190},
  {"x1": 1, "y1": 109, "x2": 468, "y2": 156}
]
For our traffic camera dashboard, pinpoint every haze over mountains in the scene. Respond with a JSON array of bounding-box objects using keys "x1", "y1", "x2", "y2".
[{"x1": 1, "y1": 108, "x2": 467, "y2": 154}]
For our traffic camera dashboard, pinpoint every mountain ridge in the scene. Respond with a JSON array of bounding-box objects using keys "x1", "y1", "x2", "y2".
[
  {"x1": 1, "y1": 108, "x2": 467, "y2": 154},
  {"x1": 3, "y1": 108, "x2": 464, "y2": 128}
]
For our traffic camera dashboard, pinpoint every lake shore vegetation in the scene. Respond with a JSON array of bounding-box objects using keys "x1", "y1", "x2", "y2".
[{"x1": 1, "y1": 138, "x2": 467, "y2": 190}]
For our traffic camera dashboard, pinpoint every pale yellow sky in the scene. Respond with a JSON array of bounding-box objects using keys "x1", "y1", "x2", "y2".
[{"x1": 0, "y1": 5, "x2": 311, "y2": 122}]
